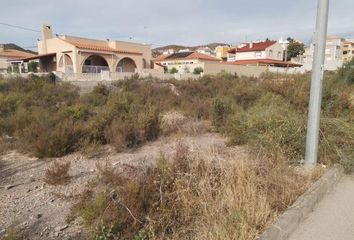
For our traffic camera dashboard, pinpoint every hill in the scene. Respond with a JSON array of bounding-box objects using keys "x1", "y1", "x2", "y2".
[
  {"x1": 153, "y1": 42, "x2": 228, "y2": 57},
  {"x1": 2, "y1": 43, "x2": 37, "y2": 54}
]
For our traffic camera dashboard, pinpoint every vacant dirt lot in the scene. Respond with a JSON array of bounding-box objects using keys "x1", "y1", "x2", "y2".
[{"x1": 0, "y1": 133, "x2": 248, "y2": 239}]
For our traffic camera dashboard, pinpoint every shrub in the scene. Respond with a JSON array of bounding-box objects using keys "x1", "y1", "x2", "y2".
[
  {"x1": 212, "y1": 98, "x2": 232, "y2": 132},
  {"x1": 70, "y1": 144, "x2": 322, "y2": 240},
  {"x1": 336, "y1": 58, "x2": 354, "y2": 85},
  {"x1": 193, "y1": 67, "x2": 204, "y2": 75},
  {"x1": 170, "y1": 67, "x2": 178, "y2": 74},
  {"x1": 44, "y1": 160, "x2": 71, "y2": 185},
  {"x1": 227, "y1": 94, "x2": 307, "y2": 162},
  {"x1": 14, "y1": 107, "x2": 82, "y2": 157},
  {"x1": 105, "y1": 105, "x2": 160, "y2": 151}
]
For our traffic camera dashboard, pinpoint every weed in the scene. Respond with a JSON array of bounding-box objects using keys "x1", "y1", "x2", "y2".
[{"x1": 44, "y1": 160, "x2": 71, "y2": 185}]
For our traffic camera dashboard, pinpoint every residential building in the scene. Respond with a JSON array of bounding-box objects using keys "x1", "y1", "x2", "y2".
[
  {"x1": 342, "y1": 39, "x2": 354, "y2": 62},
  {"x1": 215, "y1": 45, "x2": 231, "y2": 61},
  {"x1": 196, "y1": 46, "x2": 214, "y2": 56},
  {"x1": 227, "y1": 40, "x2": 284, "y2": 62},
  {"x1": 0, "y1": 44, "x2": 35, "y2": 73},
  {"x1": 153, "y1": 51, "x2": 221, "y2": 74},
  {"x1": 17, "y1": 24, "x2": 153, "y2": 74},
  {"x1": 292, "y1": 36, "x2": 345, "y2": 71},
  {"x1": 178, "y1": 48, "x2": 191, "y2": 53},
  {"x1": 163, "y1": 48, "x2": 175, "y2": 55}
]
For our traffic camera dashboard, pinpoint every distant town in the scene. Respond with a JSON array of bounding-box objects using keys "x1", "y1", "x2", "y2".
[{"x1": 0, "y1": 24, "x2": 353, "y2": 81}]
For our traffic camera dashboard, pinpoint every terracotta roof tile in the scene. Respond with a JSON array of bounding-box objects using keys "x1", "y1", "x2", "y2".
[
  {"x1": 0, "y1": 49, "x2": 36, "y2": 59},
  {"x1": 63, "y1": 40, "x2": 143, "y2": 55}
]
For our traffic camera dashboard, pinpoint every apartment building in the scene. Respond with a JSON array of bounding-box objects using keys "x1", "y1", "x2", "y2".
[
  {"x1": 343, "y1": 39, "x2": 354, "y2": 62},
  {"x1": 293, "y1": 36, "x2": 345, "y2": 71}
]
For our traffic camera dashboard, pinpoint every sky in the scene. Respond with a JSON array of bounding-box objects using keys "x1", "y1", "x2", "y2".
[{"x1": 1, "y1": 0, "x2": 354, "y2": 50}]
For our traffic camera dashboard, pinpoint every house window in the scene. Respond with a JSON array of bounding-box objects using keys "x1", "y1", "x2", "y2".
[
  {"x1": 255, "y1": 51, "x2": 262, "y2": 57},
  {"x1": 278, "y1": 51, "x2": 282, "y2": 58},
  {"x1": 269, "y1": 50, "x2": 273, "y2": 57},
  {"x1": 343, "y1": 51, "x2": 348, "y2": 55}
]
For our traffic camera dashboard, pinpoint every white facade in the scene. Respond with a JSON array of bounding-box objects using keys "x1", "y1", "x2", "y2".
[
  {"x1": 160, "y1": 59, "x2": 201, "y2": 74},
  {"x1": 227, "y1": 41, "x2": 284, "y2": 62},
  {"x1": 293, "y1": 36, "x2": 345, "y2": 71}
]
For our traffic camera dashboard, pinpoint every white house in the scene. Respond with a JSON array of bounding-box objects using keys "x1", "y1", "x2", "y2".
[
  {"x1": 227, "y1": 40, "x2": 284, "y2": 62},
  {"x1": 153, "y1": 51, "x2": 220, "y2": 74}
]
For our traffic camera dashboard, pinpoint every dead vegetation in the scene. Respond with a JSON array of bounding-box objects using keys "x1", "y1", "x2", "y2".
[
  {"x1": 69, "y1": 143, "x2": 322, "y2": 240},
  {"x1": 1, "y1": 64, "x2": 353, "y2": 239},
  {"x1": 44, "y1": 160, "x2": 71, "y2": 185}
]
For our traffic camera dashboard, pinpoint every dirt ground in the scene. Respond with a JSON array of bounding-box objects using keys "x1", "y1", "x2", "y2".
[{"x1": 0, "y1": 133, "x2": 248, "y2": 240}]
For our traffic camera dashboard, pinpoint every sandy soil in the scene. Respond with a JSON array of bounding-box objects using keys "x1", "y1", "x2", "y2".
[{"x1": 0, "y1": 133, "x2": 247, "y2": 239}]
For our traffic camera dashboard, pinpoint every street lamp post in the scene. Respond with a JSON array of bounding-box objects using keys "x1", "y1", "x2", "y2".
[{"x1": 304, "y1": 0, "x2": 330, "y2": 167}]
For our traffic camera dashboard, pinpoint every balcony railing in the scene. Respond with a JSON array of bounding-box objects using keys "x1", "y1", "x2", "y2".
[{"x1": 82, "y1": 65, "x2": 110, "y2": 73}]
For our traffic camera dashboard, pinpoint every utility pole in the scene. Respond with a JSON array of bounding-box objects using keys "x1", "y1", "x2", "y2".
[{"x1": 304, "y1": 0, "x2": 330, "y2": 167}]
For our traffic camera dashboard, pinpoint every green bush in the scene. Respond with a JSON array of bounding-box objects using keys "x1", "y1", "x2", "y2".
[
  {"x1": 170, "y1": 67, "x2": 178, "y2": 74},
  {"x1": 228, "y1": 94, "x2": 307, "y2": 162},
  {"x1": 13, "y1": 107, "x2": 82, "y2": 157},
  {"x1": 212, "y1": 98, "x2": 231, "y2": 132},
  {"x1": 193, "y1": 67, "x2": 204, "y2": 75}
]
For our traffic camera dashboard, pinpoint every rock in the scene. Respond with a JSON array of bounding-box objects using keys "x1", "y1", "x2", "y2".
[
  {"x1": 37, "y1": 213, "x2": 43, "y2": 219},
  {"x1": 55, "y1": 225, "x2": 68, "y2": 232},
  {"x1": 0, "y1": 229, "x2": 5, "y2": 234},
  {"x1": 4, "y1": 185, "x2": 15, "y2": 190},
  {"x1": 90, "y1": 169, "x2": 95, "y2": 173},
  {"x1": 30, "y1": 175, "x2": 36, "y2": 182}
]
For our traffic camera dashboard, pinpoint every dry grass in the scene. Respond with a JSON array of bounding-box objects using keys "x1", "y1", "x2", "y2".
[
  {"x1": 44, "y1": 160, "x2": 71, "y2": 185},
  {"x1": 71, "y1": 143, "x2": 323, "y2": 240},
  {"x1": 160, "y1": 111, "x2": 210, "y2": 137}
]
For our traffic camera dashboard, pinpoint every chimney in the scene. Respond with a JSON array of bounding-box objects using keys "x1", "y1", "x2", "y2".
[
  {"x1": 40, "y1": 24, "x2": 53, "y2": 54},
  {"x1": 42, "y1": 24, "x2": 53, "y2": 40},
  {"x1": 249, "y1": 42, "x2": 253, "y2": 49}
]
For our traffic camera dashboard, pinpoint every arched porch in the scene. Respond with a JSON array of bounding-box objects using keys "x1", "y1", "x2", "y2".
[
  {"x1": 116, "y1": 57, "x2": 137, "y2": 72},
  {"x1": 82, "y1": 55, "x2": 110, "y2": 73}
]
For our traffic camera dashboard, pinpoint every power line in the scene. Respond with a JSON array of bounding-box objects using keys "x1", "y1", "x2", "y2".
[{"x1": 0, "y1": 22, "x2": 40, "y2": 33}]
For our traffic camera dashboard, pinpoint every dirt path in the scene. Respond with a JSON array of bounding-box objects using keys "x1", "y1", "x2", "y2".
[{"x1": 0, "y1": 133, "x2": 247, "y2": 239}]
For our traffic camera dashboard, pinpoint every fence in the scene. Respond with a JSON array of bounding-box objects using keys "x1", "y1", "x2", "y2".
[{"x1": 82, "y1": 65, "x2": 110, "y2": 73}]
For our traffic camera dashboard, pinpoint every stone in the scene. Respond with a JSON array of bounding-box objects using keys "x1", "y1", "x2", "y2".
[
  {"x1": 55, "y1": 225, "x2": 68, "y2": 232},
  {"x1": 4, "y1": 185, "x2": 15, "y2": 190}
]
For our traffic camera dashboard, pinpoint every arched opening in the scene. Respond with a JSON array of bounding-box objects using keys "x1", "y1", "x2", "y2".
[
  {"x1": 59, "y1": 54, "x2": 73, "y2": 73},
  {"x1": 82, "y1": 55, "x2": 109, "y2": 73},
  {"x1": 116, "y1": 57, "x2": 137, "y2": 72}
]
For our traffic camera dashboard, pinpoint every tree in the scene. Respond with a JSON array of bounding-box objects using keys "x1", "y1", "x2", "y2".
[
  {"x1": 286, "y1": 38, "x2": 305, "y2": 61},
  {"x1": 170, "y1": 67, "x2": 178, "y2": 74},
  {"x1": 193, "y1": 67, "x2": 204, "y2": 75}
]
